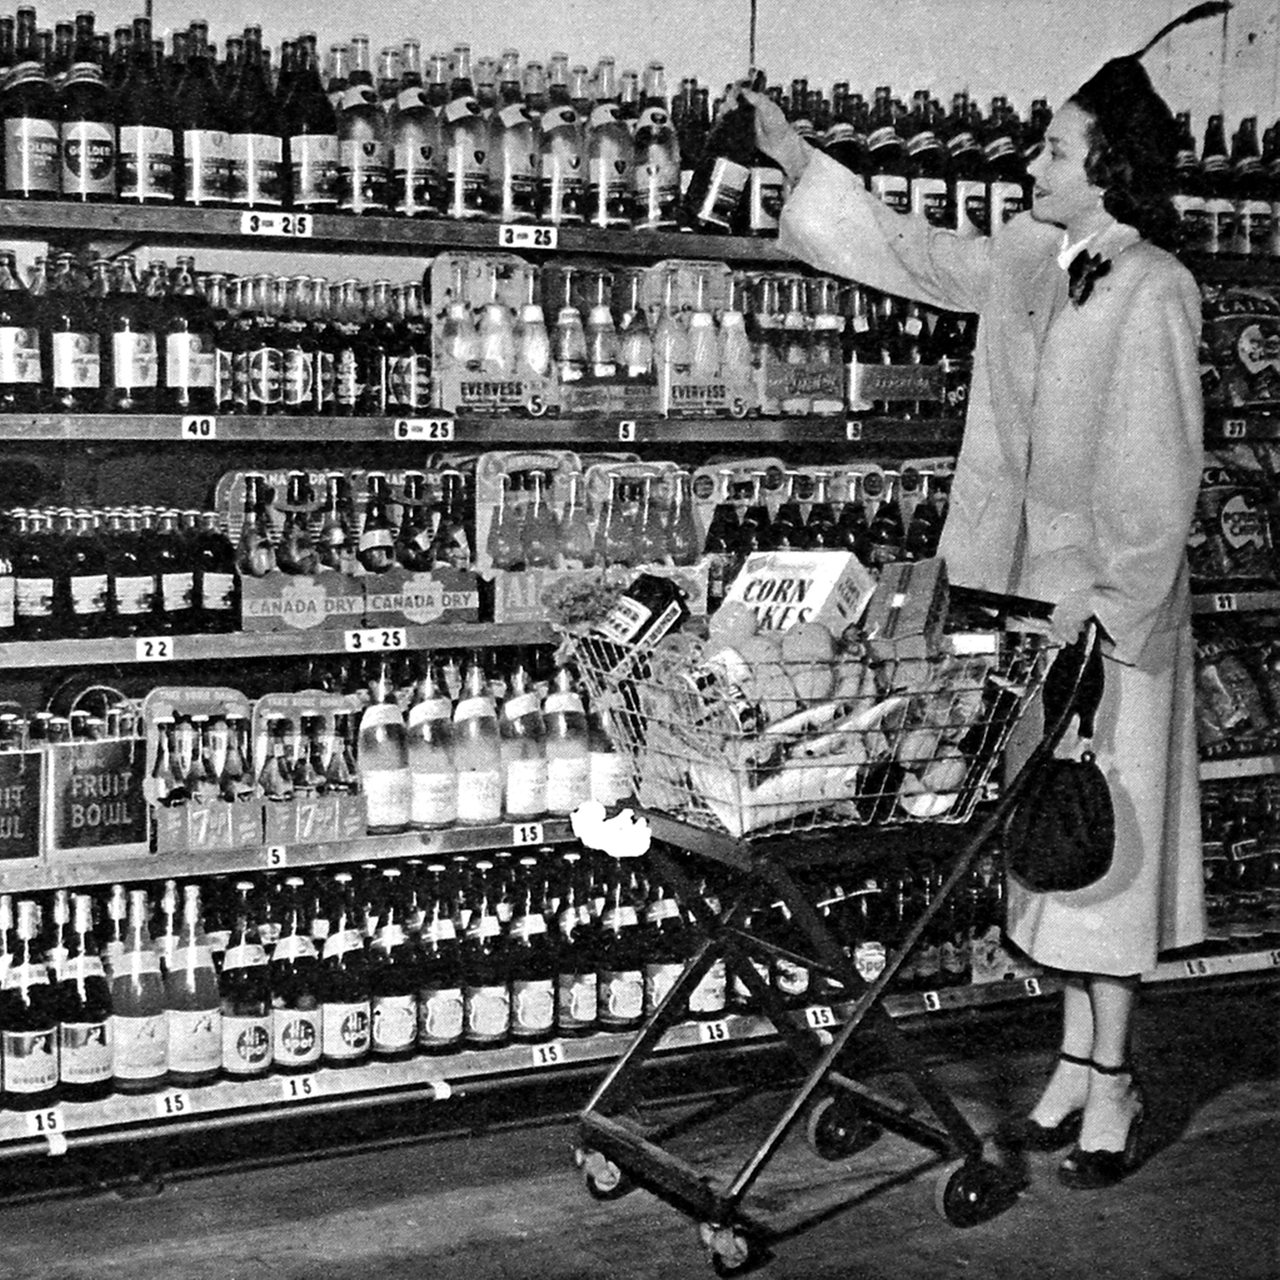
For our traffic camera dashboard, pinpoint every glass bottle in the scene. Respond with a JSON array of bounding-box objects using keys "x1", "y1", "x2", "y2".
[
  {"x1": 228, "y1": 25, "x2": 283, "y2": 209},
  {"x1": 633, "y1": 62, "x2": 680, "y2": 230},
  {"x1": 461, "y1": 869, "x2": 511, "y2": 1049},
  {"x1": 407, "y1": 667, "x2": 458, "y2": 829},
  {"x1": 1, "y1": 899, "x2": 59, "y2": 1109},
  {"x1": 336, "y1": 34, "x2": 390, "y2": 214},
  {"x1": 58, "y1": 11, "x2": 115, "y2": 203},
  {"x1": 558, "y1": 471, "x2": 594, "y2": 570},
  {"x1": 318, "y1": 871, "x2": 372, "y2": 1067},
  {"x1": 192, "y1": 510, "x2": 237, "y2": 632},
  {"x1": 508, "y1": 863, "x2": 556, "y2": 1043},
  {"x1": 174, "y1": 21, "x2": 231, "y2": 206},
  {"x1": 0, "y1": 250, "x2": 43, "y2": 411},
  {"x1": 585, "y1": 57, "x2": 633, "y2": 229},
  {"x1": 164, "y1": 883, "x2": 222, "y2": 1087},
  {"x1": 416, "y1": 868, "x2": 464, "y2": 1054},
  {"x1": 116, "y1": 15, "x2": 173, "y2": 204},
  {"x1": 501, "y1": 655, "x2": 548, "y2": 821},
  {"x1": 62, "y1": 509, "x2": 110, "y2": 638},
  {"x1": 491, "y1": 50, "x2": 539, "y2": 224},
  {"x1": 101, "y1": 255, "x2": 159, "y2": 412},
  {"x1": 356, "y1": 662, "x2": 412, "y2": 832},
  {"x1": 642, "y1": 877, "x2": 693, "y2": 1017},
  {"x1": 1, "y1": 7, "x2": 60, "y2": 199},
  {"x1": 110, "y1": 888, "x2": 168, "y2": 1093},
  {"x1": 389, "y1": 39, "x2": 437, "y2": 218},
  {"x1": 284, "y1": 32, "x2": 339, "y2": 211},
  {"x1": 276, "y1": 471, "x2": 319, "y2": 576},
  {"x1": 269, "y1": 877, "x2": 322, "y2": 1073},
  {"x1": 538, "y1": 52, "x2": 584, "y2": 224},
  {"x1": 555, "y1": 857, "x2": 599, "y2": 1036},
  {"x1": 683, "y1": 69, "x2": 764, "y2": 232},
  {"x1": 543, "y1": 666, "x2": 591, "y2": 816},
  {"x1": 219, "y1": 881, "x2": 273, "y2": 1079},
  {"x1": 442, "y1": 43, "x2": 490, "y2": 220},
  {"x1": 595, "y1": 868, "x2": 644, "y2": 1032},
  {"x1": 368, "y1": 869, "x2": 420, "y2": 1060},
  {"x1": 55, "y1": 893, "x2": 114, "y2": 1102},
  {"x1": 316, "y1": 472, "x2": 356, "y2": 573},
  {"x1": 236, "y1": 472, "x2": 276, "y2": 578},
  {"x1": 452, "y1": 656, "x2": 504, "y2": 825}
]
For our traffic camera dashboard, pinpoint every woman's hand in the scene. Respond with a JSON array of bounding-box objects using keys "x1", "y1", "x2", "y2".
[
  {"x1": 1049, "y1": 590, "x2": 1094, "y2": 646},
  {"x1": 735, "y1": 84, "x2": 812, "y2": 184}
]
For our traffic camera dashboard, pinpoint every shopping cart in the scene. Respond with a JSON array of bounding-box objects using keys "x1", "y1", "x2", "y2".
[{"x1": 562, "y1": 587, "x2": 1099, "y2": 1274}]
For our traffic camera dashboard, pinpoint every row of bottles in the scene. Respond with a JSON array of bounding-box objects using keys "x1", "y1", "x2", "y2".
[
  {"x1": 0, "y1": 844, "x2": 1017, "y2": 1109},
  {"x1": 0, "y1": 503, "x2": 234, "y2": 641}
]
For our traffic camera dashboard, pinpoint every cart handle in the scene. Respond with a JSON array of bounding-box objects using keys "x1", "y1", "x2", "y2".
[{"x1": 947, "y1": 584, "x2": 1055, "y2": 622}]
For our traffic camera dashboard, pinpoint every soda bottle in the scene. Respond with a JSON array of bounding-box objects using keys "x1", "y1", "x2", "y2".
[
  {"x1": 462, "y1": 867, "x2": 511, "y2": 1049},
  {"x1": 1, "y1": 899, "x2": 59, "y2": 1109},
  {"x1": 1172, "y1": 111, "x2": 1207, "y2": 253},
  {"x1": 284, "y1": 32, "x2": 339, "y2": 212},
  {"x1": 269, "y1": 877, "x2": 322, "y2": 1073},
  {"x1": 219, "y1": 881, "x2": 272, "y2": 1079},
  {"x1": 235, "y1": 472, "x2": 276, "y2": 579},
  {"x1": 906, "y1": 92, "x2": 950, "y2": 228},
  {"x1": 553, "y1": 855, "x2": 599, "y2": 1036},
  {"x1": 356, "y1": 659, "x2": 412, "y2": 832},
  {"x1": 452, "y1": 655, "x2": 504, "y2": 825},
  {"x1": 642, "y1": 877, "x2": 692, "y2": 1017},
  {"x1": 866, "y1": 85, "x2": 909, "y2": 214},
  {"x1": 584, "y1": 57, "x2": 633, "y2": 229},
  {"x1": 101, "y1": 255, "x2": 159, "y2": 413},
  {"x1": 152, "y1": 508, "x2": 196, "y2": 634},
  {"x1": 501, "y1": 655, "x2": 549, "y2": 820},
  {"x1": 164, "y1": 883, "x2": 222, "y2": 1087},
  {"x1": 0, "y1": 250, "x2": 43, "y2": 411},
  {"x1": 1, "y1": 8, "x2": 60, "y2": 200},
  {"x1": 276, "y1": 472, "x2": 319, "y2": 576},
  {"x1": 1230, "y1": 116, "x2": 1272, "y2": 257},
  {"x1": 442, "y1": 43, "x2": 490, "y2": 220},
  {"x1": 416, "y1": 867, "x2": 465, "y2": 1054},
  {"x1": 174, "y1": 22, "x2": 231, "y2": 207},
  {"x1": 368, "y1": 869, "x2": 420, "y2": 1060},
  {"x1": 54, "y1": 893, "x2": 113, "y2": 1102},
  {"x1": 110, "y1": 888, "x2": 168, "y2": 1093},
  {"x1": 490, "y1": 50, "x2": 539, "y2": 224},
  {"x1": 61, "y1": 508, "x2": 110, "y2": 638},
  {"x1": 116, "y1": 15, "x2": 174, "y2": 204},
  {"x1": 596, "y1": 867, "x2": 644, "y2": 1032},
  {"x1": 336, "y1": 34, "x2": 391, "y2": 215},
  {"x1": 317, "y1": 871, "x2": 371, "y2": 1067},
  {"x1": 683, "y1": 69, "x2": 764, "y2": 232},
  {"x1": 946, "y1": 93, "x2": 988, "y2": 237},
  {"x1": 356, "y1": 471, "x2": 397, "y2": 573},
  {"x1": 538, "y1": 52, "x2": 585, "y2": 225}
]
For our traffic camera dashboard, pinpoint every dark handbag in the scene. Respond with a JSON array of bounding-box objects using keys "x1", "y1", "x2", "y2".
[{"x1": 1004, "y1": 632, "x2": 1115, "y2": 893}]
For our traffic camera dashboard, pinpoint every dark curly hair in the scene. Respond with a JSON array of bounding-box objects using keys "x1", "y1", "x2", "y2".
[{"x1": 1069, "y1": 62, "x2": 1181, "y2": 251}]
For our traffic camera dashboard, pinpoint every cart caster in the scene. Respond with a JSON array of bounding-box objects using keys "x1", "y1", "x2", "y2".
[
  {"x1": 575, "y1": 1147, "x2": 633, "y2": 1201},
  {"x1": 698, "y1": 1222, "x2": 760, "y2": 1276},
  {"x1": 805, "y1": 1094, "x2": 883, "y2": 1162},
  {"x1": 933, "y1": 1158, "x2": 1021, "y2": 1228}
]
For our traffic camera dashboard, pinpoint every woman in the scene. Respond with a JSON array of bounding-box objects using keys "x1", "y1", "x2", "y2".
[{"x1": 743, "y1": 51, "x2": 1206, "y2": 1189}]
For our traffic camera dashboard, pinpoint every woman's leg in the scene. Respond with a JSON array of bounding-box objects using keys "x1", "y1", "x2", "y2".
[
  {"x1": 1028, "y1": 975, "x2": 1093, "y2": 1126},
  {"x1": 1078, "y1": 974, "x2": 1143, "y2": 1152}
]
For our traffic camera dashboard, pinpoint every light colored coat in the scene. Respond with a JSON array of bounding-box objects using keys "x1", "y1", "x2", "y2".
[{"x1": 780, "y1": 151, "x2": 1206, "y2": 975}]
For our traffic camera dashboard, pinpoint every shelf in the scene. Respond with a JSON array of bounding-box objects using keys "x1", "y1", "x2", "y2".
[
  {"x1": 1200, "y1": 753, "x2": 1280, "y2": 782},
  {"x1": 3, "y1": 945, "x2": 1272, "y2": 1158},
  {"x1": 0, "y1": 412, "x2": 964, "y2": 447},
  {"x1": 0, "y1": 817, "x2": 574, "y2": 893},
  {"x1": 1186, "y1": 254, "x2": 1280, "y2": 286},
  {"x1": 1, "y1": 201, "x2": 792, "y2": 264},
  {"x1": 1191, "y1": 590, "x2": 1280, "y2": 615},
  {"x1": 0, "y1": 621, "x2": 554, "y2": 670},
  {"x1": 1204, "y1": 411, "x2": 1280, "y2": 444}
]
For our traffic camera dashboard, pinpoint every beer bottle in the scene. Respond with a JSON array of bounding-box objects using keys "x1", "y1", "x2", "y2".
[
  {"x1": 269, "y1": 877, "x2": 322, "y2": 1073},
  {"x1": 0, "y1": 250, "x2": 43, "y2": 411},
  {"x1": 284, "y1": 32, "x2": 339, "y2": 212},
  {"x1": 1, "y1": 899, "x2": 59, "y2": 1109},
  {"x1": 228, "y1": 25, "x2": 283, "y2": 210},
  {"x1": 983, "y1": 97, "x2": 1028, "y2": 233},
  {"x1": 441, "y1": 43, "x2": 490, "y2": 220},
  {"x1": 508, "y1": 858, "x2": 556, "y2": 1043},
  {"x1": 367, "y1": 868, "x2": 420, "y2": 1060},
  {"x1": 117, "y1": 16, "x2": 174, "y2": 204},
  {"x1": 104, "y1": 508, "x2": 153, "y2": 633},
  {"x1": 55, "y1": 893, "x2": 113, "y2": 1102},
  {"x1": 153, "y1": 508, "x2": 196, "y2": 633},
  {"x1": 461, "y1": 866, "x2": 511, "y2": 1049},
  {"x1": 102, "y1": 255, "x2": 159, "y2": 413},
  {"x1": 1230, "y1": 116, "x2": 1272, "y2": 257},
  {"x1": 554, "y1": 853, "x2": 599, "y2": 1036},
  {"x1": 1, "y1": 7, "x2": 60, "y2": 200},
  {"x1": 59, "y1": 11, "x2": 115, "y2": 203},
  {"x1": 174, "y1": 21, "x2": 232, "y2": 207},
  {"x1": 164, "y1": 256, "x2": 217, "y2": 413},
  {"x1": 235, "y1": 472, "x2": 276, "y2": 579},
  {"x1": 946, "y1": 93, "x2": 988, "y2": 237},
  {"x1": 1197, "y1": 113, "x2": 1231, "y2": 256},
  {"x1": 538, "y1": 52, "x2": 584, "y2": 225},
  {"x1": 683, "y1": 69, "x2": 764, "y2": 233},
  {"x1": 61, "y1": 508, "x2": 109, "y2": 638},
  {"x1": 416, "y1": 866, "x2": 464, "y2": 1054},
  {"x1": 110, "y1": 888, "x2": 168, "y2": 1093},
  {"x1": 318, "y1": 871, "x2": 371, "y2": 1067},
  {"x1": 906, "y1": 92, "x2": 950, "y2": 228},
  {"x1": 164, "y1": 884, "x2": 222, "y2": 1087},
  {"x1": 219, "y1": 881, "x2": 272, "y2": 1079},
  {"x1": 596, "y1": 866, "x2": 644, "y2": 1032},
  {"x1": 406, "y1": 665, "x2": 457, "y2": 830},
  {"x1": 642, "y1": 877, "x2": 692, "y2": 1018},
  {"x1": 337, "y1": 34, "x2": 391, "y2": 215}
]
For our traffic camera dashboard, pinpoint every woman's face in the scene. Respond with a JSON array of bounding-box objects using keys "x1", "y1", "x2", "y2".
[{"x1": 1026, "y1": 100, "x2": 1105, "y2": 230}]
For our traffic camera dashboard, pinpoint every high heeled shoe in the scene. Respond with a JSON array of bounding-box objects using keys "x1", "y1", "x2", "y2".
[
  {"x1": 996, "y1": 1051, "x2": 1089, "y2": 1152},
  {"x1": 1058, "y1": 1062, "x2": 1146, "y2": 1190}
]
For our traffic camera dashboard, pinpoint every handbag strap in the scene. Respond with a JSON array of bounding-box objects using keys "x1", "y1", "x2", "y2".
[{"x1": 1043, "y1": 628, "x2": 1105, "y2": 739}]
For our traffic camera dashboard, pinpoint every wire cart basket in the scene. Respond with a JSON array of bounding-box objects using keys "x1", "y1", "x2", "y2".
[{"x1": 561, "y1": 587, "x2": 1097, "y2": 1274}]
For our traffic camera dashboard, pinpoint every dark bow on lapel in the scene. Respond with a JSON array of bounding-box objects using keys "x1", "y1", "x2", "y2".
[{"x1": 1067, "y1": 250, "x2": 1112, "y2": 307}]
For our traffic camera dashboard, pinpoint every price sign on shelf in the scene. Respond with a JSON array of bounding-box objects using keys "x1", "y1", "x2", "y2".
[
  {"x1": 265, "y1": 845, "x2": 288, "y2": 869},
  {"x1": 1213, "y1": 594, "x2": 1239, "y2": 613},
  {"x1": 135, "y1": 636, "x2": 175, "y2": 662},
  {"x1": 530, "y1": 1040, "x2": 565, "y2": 1068},
  {"x1": 393, "y1": 417, "x2": 455, "y2": 442},
  {"x1": 498, "y1": 224, "x2": 558, "y2": 250},
  {"x1": 239, "y1": 211, "x2": 314, "y2": 238},
  {"x1": 154, "y1": 1089, "x2": 193, "y2": 1119},
  {"x1": 25, "y1": 1107, "x2": 64, "y2": 1138},
  {"x1": 803, "y1": 1005, "x2": 837, "y2": 1030},
  {"x1": 280, "y1": 1074, "x2": 321, "y2": 1102},
  {"x1": 344, "y1": 627, "x2": 408, "y2": 653},
  {"x1": 180, "y1": 416, "x2": 217, "y2": 440},
  {"x1": 697, "y1": 1019, "x2": 731, "y2": 1044},
  {"x1": 512, "y1": 822, "x2": 545, "y2": 847},
  {"x1": 1222, "y1": 418, "x2": 1248, "y2": 440},
  {"x1": 845, "y1": 420, "x2": 864, "y2": 442},
  {"x1": 617, "y1": 420, "x2": 637, "y2": 443}
]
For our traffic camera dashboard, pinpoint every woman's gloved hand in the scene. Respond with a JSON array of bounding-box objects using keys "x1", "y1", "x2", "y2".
[
  {"x1": 734, "y1": 83, "x2": 812, "y2": 184},
  {"x1": 1049, "y1": 590, "x2": 1094, "y2": 646}
]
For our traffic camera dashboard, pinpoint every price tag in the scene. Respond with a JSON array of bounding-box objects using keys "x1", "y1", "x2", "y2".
[
  {"x1": 921, "y1": 990, "x2": 942, "y2": 1012},
  {"x1": 845, "y1": 420, "x2": 864, "y2": 442},
  {"x1": 279, "y1": 1074, "x2": 321, "y2": 1102},
  {"x1": 1184, "y1": 957, "x2": 1211, "y2": 978},
  {"x1": 25, "y1": 1107, "x2": 64, "y2": 1137},
  {"x1": 1213, "y1": 594, "x2": 1239, "y2": 613},
  {"x1": 1023, "y1": 976, "x2": 1042, "y2": 998},
  {"x1": 154, "y1": 1089, "x2": 193, "y2": 1119},
  {"x1": 1222, "y1": 418, "x2": 1248, "y2": 440},
  {"x1": 180, "y1": 415, "x2": 217, "y2": 440},
  {"x1": 512, "y1": 822, "x2": 545, "y2": 847},
  {"x1": 344, "y1": 627, "x2": 408, "y2": 653},
  {"x1": 1269, "y1": 949, "x2": 1280, "y2": 967},
  {"x1": 530, "y1": 1040, "x2": 565, "y2": 1067},
  {"x1": 697, "y1": 1019, "x2": 731, "y2": 1044},
  {"x1": 265, "y1": 845, "x2": 288, "y2": 869},
  {"x1": 239, "y1": 211, "x2": 314, "y2": 238},
  {"x1": 393, "y1": 417, "x2": 455, "y2": 442},
  {"x1": 617, "y1": 420, "x2": 637, "y2": 443},
  {"x1": 498, "y1": 224, "x2": 558, "y2": 250},
  {"x1": 803, "y1": 1005, "x2": 837, "y2": 1029},
  {"x1": 431, "y1": 1079, "x2": 453, "y2": 1100},
  {"x1": 135, "y1": 636, "x2": 175, "y2": 662}
]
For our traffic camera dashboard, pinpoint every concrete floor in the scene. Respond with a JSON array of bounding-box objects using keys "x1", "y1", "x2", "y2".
[{"x1": 0, "y1": 981, "x2": 1274, "y2": 1280}]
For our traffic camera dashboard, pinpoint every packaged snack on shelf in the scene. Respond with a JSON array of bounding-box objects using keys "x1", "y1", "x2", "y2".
[
  {"x1": 0, "y1": 707, "x2": 43, "y2": 868},
  {"x1": 1194, "y1": 634, "x2": 1276, "y2": 754},
  {"x1": 862, "y1": 557, "x2": 950, "y2": 662},
  {"x1": 43, "y1": 686, "x2": 147, "y2": 864},
  {"x1": 1199, "y1": 284, "x2": 1280, "y2": 410},
  {"x1": 142, "y1": 687, "x2": 263, "y2": 855},
  {"x1": 1187, "y1": 464, "x2": 1277, "y2": 588}
]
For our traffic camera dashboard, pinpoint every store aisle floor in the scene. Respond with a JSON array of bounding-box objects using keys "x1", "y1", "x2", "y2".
[{"x1": 0, "y1": 983, "x2": 1274, "y2": 1280}]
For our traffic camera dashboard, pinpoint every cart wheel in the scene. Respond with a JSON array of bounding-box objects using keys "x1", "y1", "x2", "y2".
[
  {"x1": 805, "y1": 1094, "x2": 882, "y2": 1162},
  {"x1": 933, "y1": 1158, "x2": 1021, "y2": 1228},
  {"x1": 577, "y1": 1148, "x2": 633, "y2": 1201},
  {"x1": 698, "y1": 1223, "x2": 757, "y2": 1276}
]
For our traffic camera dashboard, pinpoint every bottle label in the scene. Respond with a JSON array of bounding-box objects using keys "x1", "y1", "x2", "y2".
[
  {"x1": 867, "y1": 126, "x2": 899, "y2": 151},
  {"x1": 282, "y1": 345, "x2": 313, "y2": 406},
  {"x1": 16, "y1": 577, "x2": 55, "y2": 619},
  {"x1": 321, "y1": 928, "x2": 363, "y2": 960},
  {"x1": 410, "y1": 769, "x2": 458, "y2": 827},
  {"x1": 696, "y1": 156, "x2": 750, "y2": 228},
  {"x1": 990, "y1": 180, "x2": 1026, "y2": 229},
  {"x1": 59, "y1": 1020, "x2": 114, "y2": 1085},
  {"x1": 748, "y1": 167, "x2": 784, "y2": 233},
  {"x1": 2, "y1": 1028, "x2": 58, "y2": 1093},
  {"x1": 646, "y1": 897, "x2": 681, "y2": 924},
  {"x1": 361, "y1": 766, "x2": 412, "y2": 829},
  {"x1": 870, "y1": 173, "x2": 910, "y2": 214},
  {"x1": 688, "y1": 957, "x2": 727, "y2": 1015},
  {"x1": 111, "y1": 1011, "x2": 168, "y2": 1080},
  {"x1": 465, "y1": 983, "x2": 511, "y2": 1042},
  {"x1": 4, "y1": 114, "x2": 60, "y2": 193},
  {"x1": 445, "y1": 136, "x2": 489, "y2": 215},
  {"x1": 273, "y1": 1007, "x2": 322, "y2": 1066},
  {"x1": 224, "y1": 943, "x2": 268, "y2": 969},
  {"x1": 774, "y1": 958, "x2": 810, "y2": 998},
  {"x1": 910, "y1": 176, "x2": 949, "y2": 227},
  {"x1": 290, "y1": 132, "x2": 340, "y2": 206},
  {"x1": 51, "y1": 331, "x2": 101, "y2": 389},
  {"x1": 594, "y1": 595, "x2": 653, "y2": 644},
  {"x1": 983, "y1": 135, "x2": 1017, "y2": 162},
  {"x1": 0, "y1": 326, "x2": 42, "y2": 384},
  {"x1": 166, "y1": 1007, "x2": 221, "y2": 1076},
  {"x1": 543, "y1": 691, "x2": 585, "y2": 716},
  {"x1": 387, "y1": 351, "x2": 430, "y2": 407},
  {"x1": 112, "y1": 331, "x2": 159, "y2": 389},
  {"x1": 247, "y1": 346, "x2": 283, "y2": 405},
  {"x1": 557, "y1": 970, "x2": 598, "y2": 1029},
  {"x1": 505, "y1": 756, "x2": 548, "y2": 817},
  {"x1": 357, "y1": 525, "x2": 395, "y2": 552},
  {"x1": 598, "y1": 969, "x2": 644, "y2": 1024},
  {"x1": 392, "y1": 132, "x2": 436, "y2": 215},
  {"x1": 425, "y1": 916, "x2": 457, "y2": 944},
  {"x1": 338, "y1": 139, "x2": 391, "y2": 213},
  {"x1": 184, "y1": 129, "x2": 231, "y2": 204},
  {"x1": 0, "y1": 576, "x2": 12, "y2": 631},
  {"x1": 590, "y1": 750, "x2": 632, "y2": 806},
  {"x1": 161, "y1": 571, "x2": 195, "y2": 613},
  {"x1": 231, "y1": 132, "x2": 284, "y2": 207},
  {"x1": 546, "y1": 755, "x2": 591, "y2": 814},
  {"x1": 63, "y1": 953, "x2": 105, "y2": 981},
  {"x1": 272, "y1": 934, "x2": 318, "y2": 962},
  {"x1": 114, "y1": 573, "x2": 155, "y2": 616},
  {"x1": 118, "y1": 125, "x2": 175, "y2": 200},
  {"x1": 644, "y1": 961, "x2": 685, "y2": 1012},
  {"x1": 418, "y1": 986, "x2": 464, "y2": 1046},
  {"x1": 69, "y1": 572, "x2": 109, "y2": 617},
  {"x1": 321, "y1": 1000, "x2": 370, "y2": 1058},
  {"x1": 457, "y1": 768, "x2": 503, "y2": 824},
  {"x1": 221, "y1": 1012, "x2": 272, "y2": 1074},
  {"x1": 511, "y1": 976, "x2": 555, "y2": 1036},
  {"x1": 165, "y1": 332, "x2": 217, "y2": 388},
  {"x1": 61, "y1": 118, "x2": 116, "y2": 197}
]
